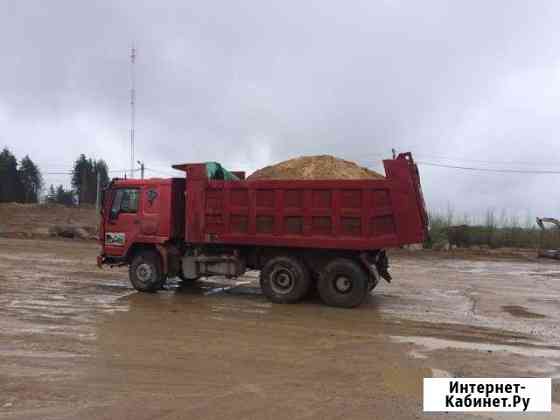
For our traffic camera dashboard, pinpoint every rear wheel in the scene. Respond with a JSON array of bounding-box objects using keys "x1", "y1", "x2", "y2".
[
  {"x1": 129, "y1": 251, "x2": 164, "y2": 292},
  {"x1": 260, "y1": 256, "x2": 311, "y2": 303},
  {"x1": 317, "y1": 258, "x2": 369, "y2": 308}
]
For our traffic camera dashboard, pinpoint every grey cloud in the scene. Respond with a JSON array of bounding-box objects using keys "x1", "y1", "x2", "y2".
[{"x1": 2, "y1": 1, "x2": 560, "y2": 219}]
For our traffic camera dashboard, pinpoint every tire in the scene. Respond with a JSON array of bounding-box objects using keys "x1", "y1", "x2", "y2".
[
  {"x1": 317, "y1": 258, "x2": 369, "y2": 308},
  {"x1": 129, "y1": 250, "x2": 164, "y2": 292},
  {"x1": 260, "y1": 256, "x2": 311, "y2": 304}
]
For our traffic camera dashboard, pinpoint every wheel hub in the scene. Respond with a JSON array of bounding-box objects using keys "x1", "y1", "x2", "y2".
[
  {"x1": 136, "y1": 263, "x2": 153, "y2": 283},
  {"x1": 270, "y1": 268, "x2": 295, "y2": 295},
  {"x1": 334, "y1": 276, "x2": 352, "y2": 293}
]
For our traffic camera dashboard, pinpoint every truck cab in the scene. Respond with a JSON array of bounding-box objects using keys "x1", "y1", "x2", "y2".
[{"x1": 98, "y1": 177, "x2": 185, "y2": 267}]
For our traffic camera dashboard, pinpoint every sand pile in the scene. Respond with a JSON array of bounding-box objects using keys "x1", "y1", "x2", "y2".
[{"x1": 247, "y1": 155, "x2": 384, "y2": 180}]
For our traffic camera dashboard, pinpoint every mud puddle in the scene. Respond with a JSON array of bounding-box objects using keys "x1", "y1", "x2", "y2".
[
  {"x1": 2, "y1": 238, "x2": 560, "y2": 418},
  {"x1": 392, "y1": 335, "x2": 560, "y2": 363}
]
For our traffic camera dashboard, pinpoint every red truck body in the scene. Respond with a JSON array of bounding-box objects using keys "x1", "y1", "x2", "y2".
[
  {"x1": 172, "y1": 152, "x2": 426, "y2": 250},
  {"x1": 99, "y1": 153, "x2": 427, "y2": 308}
]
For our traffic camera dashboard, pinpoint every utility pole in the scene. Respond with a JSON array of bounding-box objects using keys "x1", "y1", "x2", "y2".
[
  {"x1": 137, "y1": 160, "x2": 145, "y2": 180},
  {"x1": 95, "y1": 171, "x2": 101, "y2": 212},
  {"x1": 130, "y1": 44, "x2": 136, "y2": 178}
]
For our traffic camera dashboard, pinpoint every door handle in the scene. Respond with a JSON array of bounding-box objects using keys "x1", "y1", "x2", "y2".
[{"x1": 133, "y1": 220, "x2": 140, "y2": 225}]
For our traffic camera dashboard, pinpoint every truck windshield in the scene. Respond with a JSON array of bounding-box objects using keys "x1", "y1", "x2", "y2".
[{"x1": 111, "y1": 188, "x2": 139, "y2": 216}]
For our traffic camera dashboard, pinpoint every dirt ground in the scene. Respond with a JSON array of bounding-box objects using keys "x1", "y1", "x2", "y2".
[
  {"x1": 0, "y1": 203, "x2": 97, "y2": 239},
  {"x1": 0, "y1": 238, "x2": 559, "y2": 419}
]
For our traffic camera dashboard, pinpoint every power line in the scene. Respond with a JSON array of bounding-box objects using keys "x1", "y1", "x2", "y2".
[
  {"x1": 109, "y1": 168, "x2": 141, "y2": 173},
  {"x1": 354, "y1": 151, "x2": 560, "y2": 167},
  {"x1": 42, "y1": 168, "x2": 141, "y2": 174},
  {"x1": 145, "y1": 167, "x2": 179, "y2": 177},
  {"x1": 417, "y1": 161, "x2": 560, "y2": 174},
  {"x1": 42, "y1": 160, "x2": 560, "y2": 177},
  {"x1": 414, "y1": 153, "x2": 560, "y2": 167}
]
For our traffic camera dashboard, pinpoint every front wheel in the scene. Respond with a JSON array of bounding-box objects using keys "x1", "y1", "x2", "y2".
[
  {"x1": 129, "y1": 250, "x2": 165, "y2": 292},
  {"x1": 317, "y1": 258, "x2": 369, "y2": 308}
]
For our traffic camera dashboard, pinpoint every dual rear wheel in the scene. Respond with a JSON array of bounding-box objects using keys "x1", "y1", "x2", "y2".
[
  {"x1": 317, "y1": 258, "x2": 370, "y2": 308},
  {"x1": 260, "y1": 256, "x2": 311, "y2": 304},
  {"x1": 260, "y1": 256, "x2": 371, "y2": 308}
]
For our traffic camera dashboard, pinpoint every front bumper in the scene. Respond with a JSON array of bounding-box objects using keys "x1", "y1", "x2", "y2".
[{"x1": 97, "y1": 254, "x2": 127, "y2": 268}]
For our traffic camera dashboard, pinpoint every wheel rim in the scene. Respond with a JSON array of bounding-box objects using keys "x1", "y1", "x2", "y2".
[
  {"x1": 136, "y1": 263, "x2": 154, "y2": 284},
  {"x1": 270, "y1": 267, "x2": 295, "y2": 295},
  {"x1": 334, "y1": 275, "x2": 352, "y2": 294}
]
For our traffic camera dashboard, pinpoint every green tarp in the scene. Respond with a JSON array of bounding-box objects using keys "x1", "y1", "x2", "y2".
[{"x1": 205, "y1": 162, "x2": 239, "y2": 181}]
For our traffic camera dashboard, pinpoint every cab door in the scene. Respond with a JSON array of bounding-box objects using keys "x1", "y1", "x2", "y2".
[
  {"x1": 139, "y1": 184, "x2": 161, "y2": 237},
  {"x1": 104, "y1": 188, "x2": 141, "y2": 257}
]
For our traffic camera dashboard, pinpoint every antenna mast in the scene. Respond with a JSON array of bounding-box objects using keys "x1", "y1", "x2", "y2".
[{"x1": 129, "y1": 44, "x2": 136, "y2": 178}]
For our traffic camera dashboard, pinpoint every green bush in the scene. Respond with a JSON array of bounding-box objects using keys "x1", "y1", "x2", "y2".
[{"x1": 424, "y1": 210, "x2": 560, "y2": 249}]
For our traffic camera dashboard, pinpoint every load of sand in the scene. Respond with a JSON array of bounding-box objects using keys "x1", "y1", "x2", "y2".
[{"x1": 247, "y1": 155, "x2": 384, "y2": 180}]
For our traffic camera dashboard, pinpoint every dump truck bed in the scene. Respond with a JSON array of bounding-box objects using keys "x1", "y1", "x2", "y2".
[{"x1": 174, "y1": 153, "x2": 428, "y2": 251}]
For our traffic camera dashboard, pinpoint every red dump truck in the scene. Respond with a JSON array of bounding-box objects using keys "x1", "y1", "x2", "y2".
[{"x1": 98, "y1": 153, "x2": 428, "y2": 308}]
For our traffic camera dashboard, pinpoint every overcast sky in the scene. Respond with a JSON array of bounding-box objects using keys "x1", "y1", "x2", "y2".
[{"x1": 2, "y1": 1, "x2": 560, "y2": 222}]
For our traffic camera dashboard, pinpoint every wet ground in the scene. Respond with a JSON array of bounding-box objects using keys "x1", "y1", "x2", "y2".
[{"x1": 0, "y1": 238, "x2": 559, "y2": 419}]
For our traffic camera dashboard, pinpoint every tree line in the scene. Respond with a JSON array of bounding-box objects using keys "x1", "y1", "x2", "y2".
[
  {"x1": 0, "y1": 148, "x2": 43, "y2": 203},
  {"x1": 69, "y1": 154, "x2": 109, "y2": 205},
  {"x1": 0, "y1": 147, "x2": 110, "y2": 206}
]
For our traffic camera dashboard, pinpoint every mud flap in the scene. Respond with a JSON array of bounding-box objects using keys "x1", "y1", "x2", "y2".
[
  {"x1": 360, "y1": 251, "x2": 391, "y2": 287},
  {"x1": 376, "y1": 251, "x2": 391, "y2": 283},
  {"x1": 367, "y1": 263, "x2": 380, "y2": 290}
]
